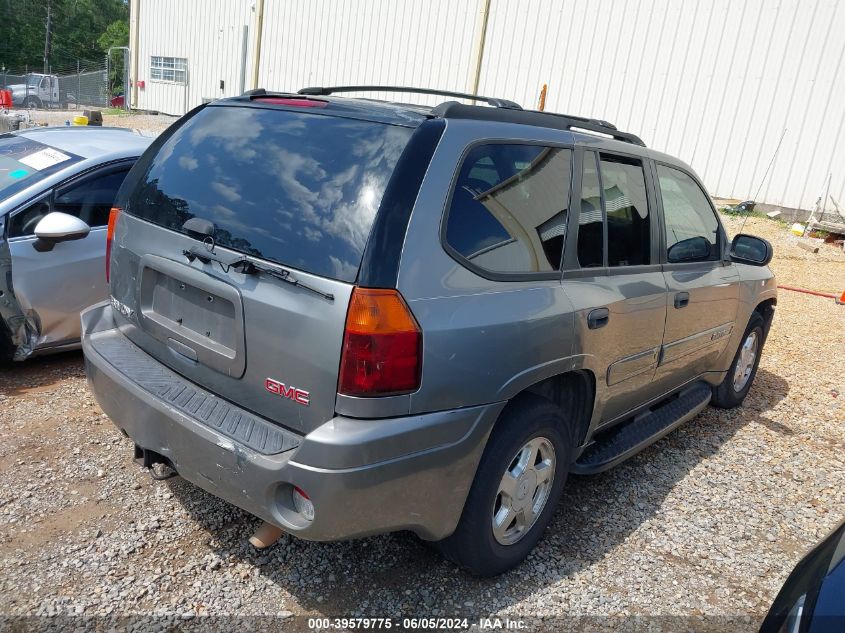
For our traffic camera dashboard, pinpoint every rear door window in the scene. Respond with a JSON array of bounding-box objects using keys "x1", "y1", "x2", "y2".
[
  {"x1": 445, "y1": 143, "x2": 572, "y2": 275},
  {"x1": 599, "y1": 155, "x2": 650, "y2": 266},
  {"x1": 577, "y1": 151, "x2": 604, "y2": 268},
  {"x1": 125, "y1": 105, "x2": 413, "y2": 282}
]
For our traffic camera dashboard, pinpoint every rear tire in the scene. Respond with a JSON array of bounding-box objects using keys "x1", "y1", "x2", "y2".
[
  {"x1": 436, "y1": 395, "x2": 572, "y2": 576},
  {"x1": 711, "y1": 312, "x2": 765, "y2": 409}
]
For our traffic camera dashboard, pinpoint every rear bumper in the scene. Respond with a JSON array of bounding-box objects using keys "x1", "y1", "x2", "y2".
[{"x1": 82, "y1": 302, "x2": 503, "y2": 541}]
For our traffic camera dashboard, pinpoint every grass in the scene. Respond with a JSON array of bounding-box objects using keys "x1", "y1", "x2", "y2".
[{"x1": 716, "y1": 206, "x2": 790, "y2": 227}]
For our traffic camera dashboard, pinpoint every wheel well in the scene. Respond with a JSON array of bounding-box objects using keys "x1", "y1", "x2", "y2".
[
  {"x1": 754, "y1": 298, "x2": 776, "y2": 334},
  {"x1": 522, "y1": 370, "x2": 595, "y2": 447}
]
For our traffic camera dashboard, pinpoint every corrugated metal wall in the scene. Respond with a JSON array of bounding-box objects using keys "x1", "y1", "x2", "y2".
[
  {"x1": 132, "y1": 0, "x2": 845, "y2": 211},
  {"x1": 133, "y1": 0, "x2": 256, "y2": 116},
  {"x1": 477, "y1": 0, "x2": 845, "y2": 212},
  {"x1": 257, "y1": 0, "x2": 482, "y2": 105}
]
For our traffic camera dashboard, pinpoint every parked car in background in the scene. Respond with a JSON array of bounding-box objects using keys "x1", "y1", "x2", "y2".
[
  {"x1": 1, "y1": 127, "x2": 152, "y2": 361},
  {"x1": 761, "y1": 520, "x2": 845, "y2": 632},
  {"x1": 82, "y1": 86, "x2": 777, "y2": 576}
]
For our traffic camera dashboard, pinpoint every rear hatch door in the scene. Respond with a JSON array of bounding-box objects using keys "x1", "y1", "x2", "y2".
[{"x1": 110, "y1": 102, "x2": 414, "y2": 433}]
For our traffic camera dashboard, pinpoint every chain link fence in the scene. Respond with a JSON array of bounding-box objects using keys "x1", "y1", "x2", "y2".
[{"x1": 1, "y1": 60, "x2": 112, "y2": 109}]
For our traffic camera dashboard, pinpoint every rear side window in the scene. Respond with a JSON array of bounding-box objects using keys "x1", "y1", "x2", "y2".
[
  {"x1": 445, "y1": 144, "x2": 572, "y2": 275},
  {"x1": 126, "y1": 105, "x2": 413, "y2": 282},
  {"x1": 599, "y1": 155, "x2": 650, "y2": 266},
  {"x1": 657, "y1": 164, "x2": 720, "y2": 262}
]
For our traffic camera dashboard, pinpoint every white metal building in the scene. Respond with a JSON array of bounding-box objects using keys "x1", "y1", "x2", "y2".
[{"x1": 129, "y1": 0, "x2": 845, "y2": 213}]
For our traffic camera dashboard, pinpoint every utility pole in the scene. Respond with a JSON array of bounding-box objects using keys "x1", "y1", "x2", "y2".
[
  {"x1": 43, "y1": 0, "x2": 52, "y2": 74},
  {"x1": 251, "y1": 0, "x2": 265, "y2": 89},
  {"x1": 467, "y1": 0, "x2": 491, "y2": 96}
]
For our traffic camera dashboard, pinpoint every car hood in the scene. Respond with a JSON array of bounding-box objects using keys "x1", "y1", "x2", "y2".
[{"x1": 760, "y1": 520, "x2": 845, "y2": 632}]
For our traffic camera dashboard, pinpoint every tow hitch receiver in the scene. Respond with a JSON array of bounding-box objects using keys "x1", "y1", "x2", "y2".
[{"x1": 134, "y1": 445, "x2": 178, "y2": 480}]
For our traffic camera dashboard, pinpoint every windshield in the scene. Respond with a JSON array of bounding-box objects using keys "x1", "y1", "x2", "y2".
[
  {"x1": 0, "y1": 134, "x2": 82, "y2": 200},
  {"x1": 26, "y1": 75, "x2": 40, "y2": 87},
  {"x1": 126, "y1": 105, "x2": 413, "y2": 282}
]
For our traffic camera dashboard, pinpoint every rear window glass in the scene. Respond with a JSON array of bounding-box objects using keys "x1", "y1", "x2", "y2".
[
  {"x1": 0, "y1": 134, "x2": 82, "y2": 199},
  {"x1": 126, "y1": 105, "x2": 413, "y2": 282}
]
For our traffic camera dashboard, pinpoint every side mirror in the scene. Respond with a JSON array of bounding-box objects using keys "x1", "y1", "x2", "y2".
[
  {"x1": 730, "y1": 233, "x2": 773, "y2": 266},
  {"x1": 668, "y1": 236, "x2": 711, "y2": 263},
  {"x1": 33, "y1": 212, "x2": 90, "y2": 252}
]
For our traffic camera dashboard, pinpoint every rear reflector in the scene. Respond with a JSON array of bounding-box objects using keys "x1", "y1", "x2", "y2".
[
  {"x1": 292, "y1": 486, "x2": 314, "y2": 521},
  {"x1": 253, "y1": 97, "x2": 328, "y2": 108},
  {"x1": 105, "y1": 207, "x2": 121, "y2": 283},
  {"x1": 338, "y1": 288, "x2": 421, "y2": 397}
]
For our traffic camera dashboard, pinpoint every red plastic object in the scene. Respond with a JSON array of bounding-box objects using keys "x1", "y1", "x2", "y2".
[
  {"x1": 253, "y1": 97, "x2": 328, "y2": 108},
  {"x1": 777, "y1": 285, "x2": 838, "y2": 300},
  {"x1": 0, "y1": 90, "x2": 12, "y2": 109}
]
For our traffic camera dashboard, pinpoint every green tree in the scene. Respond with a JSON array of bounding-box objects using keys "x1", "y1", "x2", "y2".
[
  {"x1": 98, "y1": 19, "x2": 129, "y2": 94},
  {"x1": 0, "y1": 0, "x2": 128, "y2": 73}
]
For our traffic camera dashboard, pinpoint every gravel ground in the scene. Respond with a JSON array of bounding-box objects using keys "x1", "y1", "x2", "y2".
[
  {"x1": 21, "y1": 108, "x2": 178, "y2": 135},
  {"x1": 0, "y1": 215, "x2": 843, "y2": 631}
]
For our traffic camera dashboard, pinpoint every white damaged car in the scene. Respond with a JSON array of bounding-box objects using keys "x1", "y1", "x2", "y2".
[{"x1": 0, "y1": 127, "x2": 152, "y2": 360}]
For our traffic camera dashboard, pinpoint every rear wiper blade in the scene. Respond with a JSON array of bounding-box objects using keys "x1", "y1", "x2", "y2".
[
  {"x1": 183, "y1": 245, "x2": 243, "y2": 268},
  {"x1": 182, "y1": 245, "x2": 334, "y2": 301},
  {"x1": 237, "y1": 260, "x2": 335, "y2": 301}
]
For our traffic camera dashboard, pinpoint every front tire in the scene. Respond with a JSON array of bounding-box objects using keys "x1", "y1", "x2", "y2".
[
  {"x1": 711, "y1": 312, "x2": 766, "y2": 409},
  {"x1": 436, "y1": 395, "x2": 572, "y2": 576}
]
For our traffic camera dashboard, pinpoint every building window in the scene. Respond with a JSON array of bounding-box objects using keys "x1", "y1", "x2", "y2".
[{"x1": 150, "y1": 56, "x2": 187, "y2": 83}]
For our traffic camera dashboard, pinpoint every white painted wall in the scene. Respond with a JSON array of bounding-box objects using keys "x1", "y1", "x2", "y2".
[
  {"x1": 132, "y1": 0, "x2": 256, "y2": 116},
  {"x1": 131, "y1": 0, "x2": 845, "y2": 211},
  {"x1": 476, "y1": 0, "x2": 845, "y2": 211},
  {"x1": 257, "y1": 0, "x2": 483, "y2": 105}
]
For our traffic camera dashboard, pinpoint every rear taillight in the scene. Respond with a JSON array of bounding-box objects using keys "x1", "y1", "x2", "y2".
[
  {"x1": 338, "y1": 288, "x2": 422, "y2": 397},
  {"x1": 105, "y1": 207, "x2": 120, "y2": 283}
]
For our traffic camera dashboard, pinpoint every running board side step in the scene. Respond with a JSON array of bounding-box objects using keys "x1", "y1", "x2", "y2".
[{"x1": 571, "y1": 382, "x2": 712, "y2": 475}]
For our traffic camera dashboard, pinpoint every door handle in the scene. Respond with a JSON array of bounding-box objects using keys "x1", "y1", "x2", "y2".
[
  {"x1": 587, "y1": 307, "x2": 610, "y2": 329},
  {"x1": 674, "y1": 292, "x2": 690, "y2": 309}
]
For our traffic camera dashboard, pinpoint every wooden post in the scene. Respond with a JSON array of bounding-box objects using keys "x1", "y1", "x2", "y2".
[{"x1": 538, "y1": 84, "x2": 548, "y2": 111}]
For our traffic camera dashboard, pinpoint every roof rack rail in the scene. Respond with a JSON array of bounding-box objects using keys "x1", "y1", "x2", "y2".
[
  {"x1": 543, "y1": 112, "x2": 645, "y2": 146},
  {"x1": 298, "y1": 86, "x2": 522, "y2": 110},
  {"x1": 428, "y1": 101, "x2": 646, "y2": 146}
]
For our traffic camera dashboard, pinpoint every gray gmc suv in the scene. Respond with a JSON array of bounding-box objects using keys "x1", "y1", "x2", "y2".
[{"x1": 81, "y1": 86, "x2": 777, "y2": 576}]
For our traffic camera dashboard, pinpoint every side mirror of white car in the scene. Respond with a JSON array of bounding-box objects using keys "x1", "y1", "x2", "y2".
[{"x1": 33, "y1": 212, "x2": 90, "y2": 252}]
